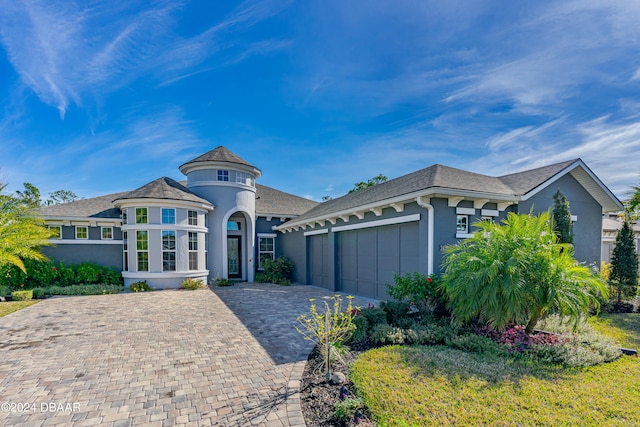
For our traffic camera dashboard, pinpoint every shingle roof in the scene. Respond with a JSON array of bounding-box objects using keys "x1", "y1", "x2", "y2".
[
  {"x1": 498, "y1": 159, "x2": 577, "y2": 194},
  {"x1": 180, "y1": 146, "x2": 258, "y2": 170},
  {"x1": 113, "y1": 177, "x2": 212, "y2": 206},
  {"x1": 40, "y1": 192, "x2": 128, "y2": 219},
  {"x1": 283, "y1": 158, "x2": 621, "y2": 226},
  {"x1": 39, "y1": 181, "x2": 316, "y2": 219},
  {"x1": 255, "y1": 184, "x2": 318, "y2": 216},
  {"x1": 287, "y1": 163, "x2": 517, "y2": 224}
]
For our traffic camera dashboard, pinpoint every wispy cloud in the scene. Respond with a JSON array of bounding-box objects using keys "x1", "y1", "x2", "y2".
[{"x1": 0, "y1": 0, "x2": 291, "y2": 117}]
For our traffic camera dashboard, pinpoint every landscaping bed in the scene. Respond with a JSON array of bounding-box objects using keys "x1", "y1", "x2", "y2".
[{"x1": 301, "y1": 342, "x2": 374, "y2": 427}]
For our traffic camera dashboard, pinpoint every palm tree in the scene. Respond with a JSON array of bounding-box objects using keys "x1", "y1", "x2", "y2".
[
  {"x1": 441, "y1": 212, "x2": 607, "y2": 332},
  {"x1": 0, "y1": 183, "x2": 52, "y2": 272}
]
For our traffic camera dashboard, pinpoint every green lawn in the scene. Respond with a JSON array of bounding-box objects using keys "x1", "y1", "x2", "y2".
[
  {"x1": 0, "y1": 300, "x2": 38, "y2": 318},
  {"x1": 589, "y1": 313, "x2": 640, "y2": 349},
  {"x1": 352, "y1": 314, "x2": 640, "y2": 427}
]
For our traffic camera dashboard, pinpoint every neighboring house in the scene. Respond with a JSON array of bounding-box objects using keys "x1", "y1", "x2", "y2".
[
  {"x1": 602, "y1": 213, "x2": 640, "y2": 268},
  {"x1": 40, "y1": 148, "x2": 622, "y2": 298}
]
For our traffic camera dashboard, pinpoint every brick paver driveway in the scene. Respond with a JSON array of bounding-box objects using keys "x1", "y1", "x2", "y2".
[{"x1": 0, "y1": 284, "x2": 375, "y2": 427}]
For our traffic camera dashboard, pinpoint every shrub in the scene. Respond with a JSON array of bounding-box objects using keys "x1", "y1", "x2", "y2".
[
  {"x1": 362, "y1": 306, "x2": 387, "y2": 328},
  {"x1": 32, "y1": 284, "x2": 122, "y2": 296},
  {"x1": 73, "y1": 261, "x2": 102, "y2": 284},
  {"x1": 214, "y1": 277, "x2": 233, "y2": 287},
  {"x1": 499, "y1": 325, "x2": 531, "y2": 353},
  {"x1": 32, "y1": 288, "x2": 46, "y2": 299},
  {"x1": 181, "y1": 278, "x2": 204, "y2": 290},
  {"x1": 530, "y1": 315, "x2": 622, "y2": 366},
  {"x1": 258, "y1": 256, "x2": 295, "y2": 285},
  {"x1": 296, "y1": 295, "x2": 356, "y2": 381},
  {"x1": 387, "y1": 272, "x2": 447, "y2": 315},
  {"x1": 414, "y1": 323, "x2": 460, "y2": 345},
  {"x1": 348, "y1": 306, "x2": 387, "y2": 344},
  {"x1": 0, "y1": 285, "x2": 10, "y2": 297},
  {"x1": 334, "y1": 397, "x2": 365, "y2": 422},
  {"x1": 350, "y1": 315, "x2": 370, "y2": 344},
  {"x1": 129, "y1": 281, "x2": 151, "y2": 292},
  {"x1": 11, "y1": 290, "x2": 33, "y2": 301},
  {"x1": 380, "y1": 301, "x2": 413, "y2": 326},
  {"x1": 371, "y1": 324, "x2": 406, "y2": 345},
  {"x1": 442, "y1": 212, "x2": 607, "y2": 333}
]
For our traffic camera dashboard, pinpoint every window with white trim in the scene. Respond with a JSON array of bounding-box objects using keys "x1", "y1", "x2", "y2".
[
  {"x1": 162, "y1": 208, "x2": 175, "y2": 224},
  {"x1": 48, "y1": 225, "x2": 62, "y2": 239},
  {"x1": 122, "y1": 209, "x2": 127, "y2": 225},
  {"x1": 76, "y1": 226, "x2": 88, "y2": 239},
  {"x1": 217, "y1": 170, "x2": 229, "y2": 181},
  {"x1": 188, "y1": 210, "x2": 198, "y2": 226},
  {"x1": 123, "y1": 231, "x2": 129, "y2": 271},
  {"x1": 188, "y1": 232, "x2": 198, "y2": 270},
  {"x1": 235, "y1": 171, "x2": 254, "y2": 186},
  {"x1": 162, "y1": 230, "x2": 176, "y2": 271},
  {"x1": 456, "y1": 215, "x2": 468, "y2": 233},
  {"x1": 258, "y1": 237, "x2": 275, "y2": 269},
  {"x1": 137, "y1": 230, "x2": 149, "y2": 271},
  {"x1": 135, "y1": 207, "x2": 148, "y2": 224},
  {"x1": 101, "y1": 227, "x2": 113, "y2": 240}
]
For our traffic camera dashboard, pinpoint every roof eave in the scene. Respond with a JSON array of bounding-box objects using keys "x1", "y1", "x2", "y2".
[
  {"x1": 274, "y1": 188, "x2": 519, "y2": 231},
  {"x1": 179, "y1": 161, "x2": 262, "y2": 178},
  {"x1": 113, "y1": 197, "x2": 215, "y2": 211}
]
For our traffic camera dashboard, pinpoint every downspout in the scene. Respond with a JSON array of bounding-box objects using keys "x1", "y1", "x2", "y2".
[{"x1": 416, "y1": 196, "x2": 434, "y2": 275}]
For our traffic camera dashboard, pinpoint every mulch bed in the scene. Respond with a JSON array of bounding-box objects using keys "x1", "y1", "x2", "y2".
[{"x1": 300, "y1": 341, "x2": 376, "y2": 427}]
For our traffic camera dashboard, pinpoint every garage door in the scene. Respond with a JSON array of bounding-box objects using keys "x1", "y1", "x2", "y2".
[
  {"x1": 337, "y1": 222, "x2": 419, "y2": 299},
  {"x1": 309, "y1": 234, "x2": 329, "y2": 289}
]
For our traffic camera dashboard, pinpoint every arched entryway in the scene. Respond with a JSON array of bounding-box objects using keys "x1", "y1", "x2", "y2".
[{"x1": 226, "y1": 212, "x2": 249, "y2": 280}]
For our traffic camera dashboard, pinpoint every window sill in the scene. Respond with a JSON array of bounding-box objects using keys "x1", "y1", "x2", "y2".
[{"x1": 456, "y1": 233, "x2": 475, "y2": 239}]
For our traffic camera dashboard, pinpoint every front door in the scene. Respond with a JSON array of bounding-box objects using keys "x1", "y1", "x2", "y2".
[{"x1": 227, "y1": 236, "x2": 242, "y2": 279}]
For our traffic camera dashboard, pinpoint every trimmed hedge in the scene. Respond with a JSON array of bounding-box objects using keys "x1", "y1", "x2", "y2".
[{"x1": 0, "y1": 259, "x2": 123, "y2": 289}]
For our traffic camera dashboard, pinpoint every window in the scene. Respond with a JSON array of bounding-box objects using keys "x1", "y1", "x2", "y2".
[
  {"x1": 101, "y1": 227, "x2": 113, "y2": 240},
  {"x1": 76, "y1": 226, "x2": 88, "y2": 239},
  {"x1": 456, "y1": 215, "x2": 468, "y2": 233},
  {"x1": 235, "y1": 171, "x2": 254, "y2": 186},
  {"x1": 217, "y1": 170, "x2": 229, "y2": 181},
  {"x1": 135, "y1": 208, "x2": 148, "y2": 224},
  {"x1": 188, "y1": 210, "x2": 198, "y2": 226},
  {"x1": 258, "y1": 237, "x2": 275, "y2": 268},
  {"x1": 48, "y1": 226, "x2": 61, "y2": 239},
  {"x1": 162, "y1": 208, "x2": 175, "y2": 224},
  {"x1": 122, "y1": 209, "x2": 127, "y2": 225},
  {"x1": 188, "y1": 232, "x2": 198, "y2": 270},
  {"x1": 162, "y1": 230, "x2": 176, "y2": 271},
  {"x1": 137, "y1": 230, "x2": 149, "y2": 271},
  {"x1": 123, "y1": 231, "x2": 128, "y2": 271}
]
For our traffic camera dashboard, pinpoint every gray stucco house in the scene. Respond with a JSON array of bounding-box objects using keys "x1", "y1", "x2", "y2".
[{"x1": 40, "y1": 147, "x2": 623, "y2": 298}]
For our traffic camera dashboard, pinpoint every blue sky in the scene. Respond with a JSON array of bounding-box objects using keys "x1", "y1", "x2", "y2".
[{"x1": 1, "y1": 1, "x2": 640, "y2": 202}]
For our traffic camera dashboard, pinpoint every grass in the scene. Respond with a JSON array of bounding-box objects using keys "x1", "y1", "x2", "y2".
[
  {"x1": 0, "y1": 300, "x2": 39, "y2": 318},
  {"x1": 589, "y1": 313, "x2": 640, "y2": 349},
  {"x1": 351, "y1": 314, "x2": 640, "y2": 427}
]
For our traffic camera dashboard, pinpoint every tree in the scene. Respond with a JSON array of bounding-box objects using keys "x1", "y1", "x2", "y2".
[
  {"x1": 46, "y1": 189, "x2": 78, "y2": 205},
  {"x1": 15, "y1": 182, "x2": 42, "y2": 208},
  {"x1": 0, "y1": 182, "x2": 52, "y2": 272},
  {"x1": 348, "y1": 174, "x2": 388, "y2": 193},
  {"x1": 625, "y1": 183, "x2": 640, "y2": 221},
  {"x1": 441, "y1": 212, "x2": 607, "y2": 333},
  {"x1": 609, "y1": 220, "x2": 639, "y2": 302},
  {"x1": 552, "y1": 189, "x2": 573, "y2": 244}
]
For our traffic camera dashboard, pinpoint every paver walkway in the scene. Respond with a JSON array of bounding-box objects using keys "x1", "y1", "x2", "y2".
[{"x1": 0, "y1": 284, "x2": 375, "y2": 427}]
